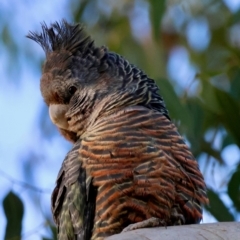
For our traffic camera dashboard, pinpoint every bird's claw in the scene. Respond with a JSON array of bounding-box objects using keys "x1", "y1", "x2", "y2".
[{"x1": 122, "y1": 217, "x2": 166, "y2": 232}]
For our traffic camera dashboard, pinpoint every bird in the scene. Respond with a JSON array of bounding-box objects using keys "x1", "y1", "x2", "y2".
[{"x1": 27, "y1": 20, "x2": 209, "y2": 240}]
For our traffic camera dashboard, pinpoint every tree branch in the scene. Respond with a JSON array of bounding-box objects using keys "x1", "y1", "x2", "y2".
[{"x1": 107, "y1": 222, "x2": 239, "y2": 240}]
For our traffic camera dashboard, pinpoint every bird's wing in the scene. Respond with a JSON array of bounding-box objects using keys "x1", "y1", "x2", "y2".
[
  {"x1": 80, "y1": 106, "x2": 208, "y2": 238},
  {"x1": 51, "y1": 140, "x2": 97, "y2": 240}
]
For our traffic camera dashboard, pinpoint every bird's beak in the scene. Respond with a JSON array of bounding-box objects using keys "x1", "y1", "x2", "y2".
[{"x1": 49, "y1": 104, "x2": 69, "y2": 130}]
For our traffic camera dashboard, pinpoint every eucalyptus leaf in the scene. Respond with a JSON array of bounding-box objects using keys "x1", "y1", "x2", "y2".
[
  {"x1": 3, "y1": 191, "x2": 24, "y2": 240},
  {"x1": 228, "y1": 165, "x2": 240, "y2": 211},
  {"x1": 205, "y1": 189, "x2": 234, "y2": 222},
  {"x1": 148, "y1": 0, "x2": 165, "y2": 40}
]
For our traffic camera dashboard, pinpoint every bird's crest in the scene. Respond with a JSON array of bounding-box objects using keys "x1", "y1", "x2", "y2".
[{"x1": 27, "y1": 20, "x2": 94, "y2": 56}]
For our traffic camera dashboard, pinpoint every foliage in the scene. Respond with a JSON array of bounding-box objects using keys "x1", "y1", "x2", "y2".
[
  {"x1": 1, "y1": 0, "x2": 239, "y2": 239},
  {"x1": 3, "y1": 192, "x2": 24, "y2": 240}
]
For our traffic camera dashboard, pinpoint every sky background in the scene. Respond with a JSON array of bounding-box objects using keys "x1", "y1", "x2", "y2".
[{"x1": 0, "y1": 0, "x2": 240, "y2": 239}]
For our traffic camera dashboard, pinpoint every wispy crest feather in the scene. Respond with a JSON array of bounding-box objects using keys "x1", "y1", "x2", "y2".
[{"x1": 27, "y1": 19, "x2": 94, "y2": 55}]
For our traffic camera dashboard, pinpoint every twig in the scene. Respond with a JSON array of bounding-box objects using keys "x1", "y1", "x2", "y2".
[{"x1": 0, "y1": 169, "x2": 52, "y2": 194}]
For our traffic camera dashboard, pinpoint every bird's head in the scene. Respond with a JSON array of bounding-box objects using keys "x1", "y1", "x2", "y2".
[{"x1": 27, "y1": 20, "x2": 168, "y2": 142}]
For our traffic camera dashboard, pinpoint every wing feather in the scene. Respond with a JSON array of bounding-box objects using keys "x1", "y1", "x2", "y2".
[{"x1": 51, "y1": 140, "x2": 96, "y2": 240}]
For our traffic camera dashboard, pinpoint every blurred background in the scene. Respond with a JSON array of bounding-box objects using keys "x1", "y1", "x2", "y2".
[{"x1": 0, "y1": 0, "x2": 240, "y2": 239}]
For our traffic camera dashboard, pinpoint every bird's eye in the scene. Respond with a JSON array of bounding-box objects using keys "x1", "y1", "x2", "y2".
[{"x1": 68, "y1": 86, "x2": 77, "y2": 95}]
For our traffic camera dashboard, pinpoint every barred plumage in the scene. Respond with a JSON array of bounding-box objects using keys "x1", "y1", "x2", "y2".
[{"x1": 28, "y1": 20, "x2": 208, "y2": 240}]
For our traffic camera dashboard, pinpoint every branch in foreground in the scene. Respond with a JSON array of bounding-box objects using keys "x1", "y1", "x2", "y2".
[{"x1": 107, "y1": 222, "x2": 240, "y2": 240}]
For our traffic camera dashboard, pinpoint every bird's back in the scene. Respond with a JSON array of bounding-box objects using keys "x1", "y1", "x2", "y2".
[{"x1": 79, "y1": 105, "x2": 208, "y2": 239}]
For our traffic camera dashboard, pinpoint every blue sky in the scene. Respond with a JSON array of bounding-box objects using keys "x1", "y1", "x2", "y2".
[
  {"x1": 0, "y1": 1, "x2": 72, "y2": 239},
  {"x1": 0, "y1": 0, "x2": 240, "y2": 239}
]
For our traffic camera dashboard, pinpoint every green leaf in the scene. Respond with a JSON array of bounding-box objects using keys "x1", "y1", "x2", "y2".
[
  {"x1": 50, "y1": 225, "x2": 57, "y2": 240},
  {"x1": 185, "y1": 99, "x2": 205, "y2": 155},
  {"x1": 72, "y1": 0, "x2": 91, "y2": 22},
  {"x1": 222, "y1": 133, "x2": 235, "y2": 149},
  {"x1": 215, "y1": 88, "x2": 240, "y2": 147},
  {"x1": 228, "y1": 165, "x2": 240, "y2": 211},
  {"x1": 158, "y1": 79, "x2": 191, "y2": 125},
  {"x1": 3, "y1": 191, "x2": 24, "y2": 240},
  {"x1": 205, "y1": 188, "x2": 234, "y2": 221},
  {"x1": 148, "y1": 0, "x2": 166, "y2": 40},
  {"x1": 201, "y1": 79, "x2": 240, "y2": 147},
  {"x1": 41, "y1": 222, "x2": 57, "y2": 240},
  {"x1": 230, "y1": 8, "x2": 240, "y2": 25},
  {"x1": 200, "y1": 79, "x2": 222, "y2": 114},
  {"x1": 229, "y1": 67, "x2": 240, "y2": 101},
  {"x1": 201, "y1": 139, "x2": 224, "y2": 164}
]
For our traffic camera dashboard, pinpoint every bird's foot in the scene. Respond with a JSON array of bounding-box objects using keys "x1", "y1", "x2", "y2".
[
  {"x1": 122, "y1": 217, "x2": 166, "y2": 232},
  {"x1": 170, "y1": 208, "x2": 185, "y2": 225}
]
